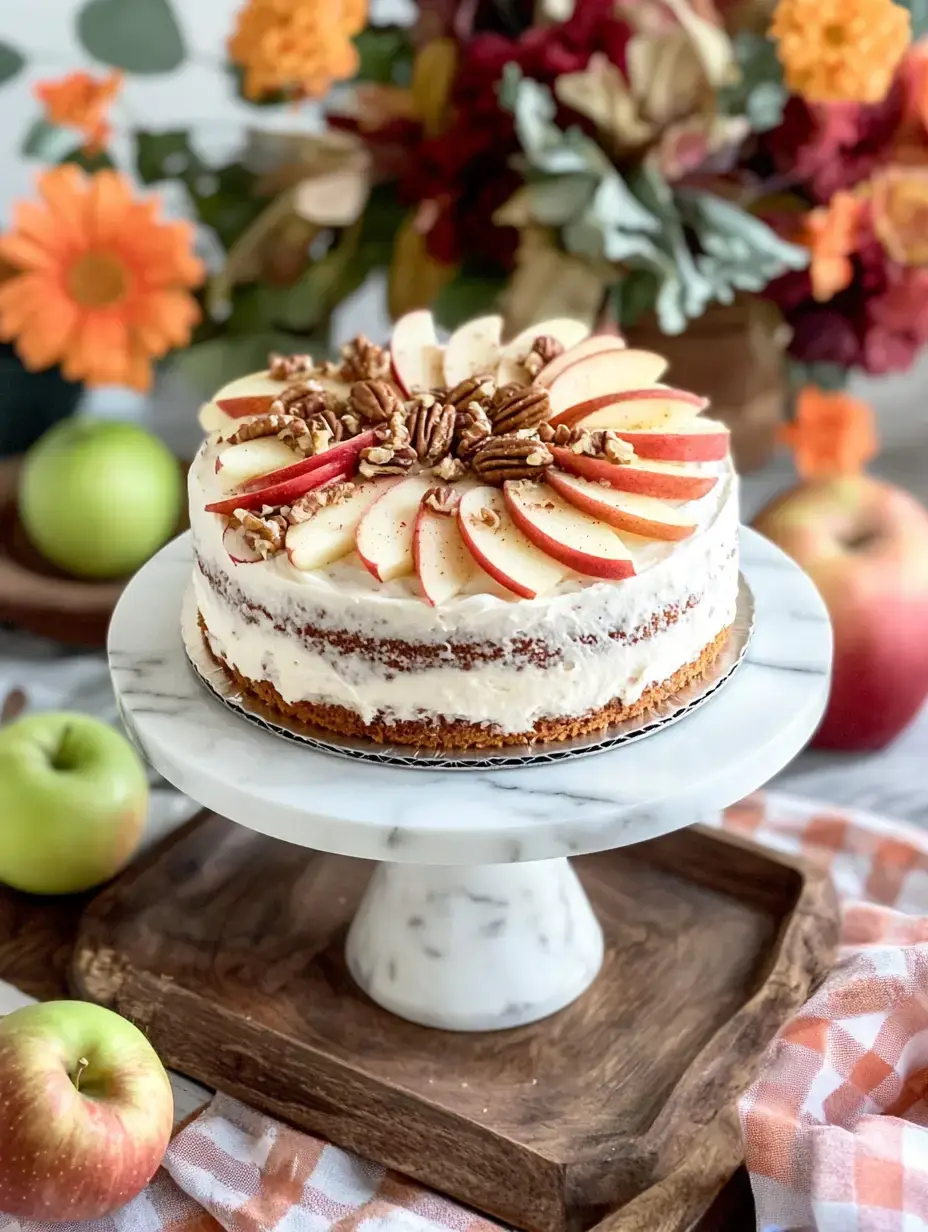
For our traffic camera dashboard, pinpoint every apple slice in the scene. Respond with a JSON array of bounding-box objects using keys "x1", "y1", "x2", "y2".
[
  {"x1": 286, "y1": 478, "x2": 400, "y2": 572},
  {"x1": 213, "y1": 371, "x2": 351, "y2": 422},
  {"x1": 241, "y1": 429, "x2": 376, "y2": 491},
  {"x1": 215, "y1": 438, "x2": 298, "y2": 491},
  {"x1": 551, "y1": 449, "x2": 718, "y2": 500},
  {"x1": 457, "y1": 486, "x2": 566, "y2": 600},
  {"x1": 534, "y1": 335, "x2": 628, "y2": 389},
  {"x1": 549, "y1": 387, "x2": 708, "y2": 430},
  {"x1": 204, "y1": 457, "x2": 350, "y2": 515},
  {"x1": 223, "y1": 525, "x2": 265, "y2": 564},
  {"x1": 414, "y1": 502, "x2": 476, "y2": 605},
  {"x1": 496, "y1": 318, "x2": 591, "y2": 385},
  {"x1": 546, "y1": 349, "x2": 669, "y2": 415},
  {"x1": 612, "y1": 414, "x2": 730, "y2": 462},
  {"x1": 443, "y1": 315, "x2": 503, "y2": 388},
  {"x1": 546, "y1": 471, "x2": 697, "y2": 541},
  {"x1": 503, "y1": 481, "x2": 636, "y2": 580},
  {"x1": 391, "y1": 310, "x2": 445, "y2": 395},
  {"x1": 355, "y1": 475, "x2": 434, "y2": 582}
]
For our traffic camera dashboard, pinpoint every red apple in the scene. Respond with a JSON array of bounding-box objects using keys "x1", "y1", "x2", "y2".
[
  {"x1": 286, "y1": 477, "x2": 398, "y2": 571},
  {"x1": 753, "y1": 475, "x2": 928, "y2": 751},
  {"x1": 549, "y1": 387, "x2": 708, "y2": 430},
  {"x1": 546, "y1": 470, "x2": 697, "y2": 540},
  {"x1": 204, "y1": 456, "x2": 351, "y2": 515},
  {"x1": 534, "y1": 335, "x2": 628, "y2": 389},
  {"x1": 0, "y1": 1001, "x2": 173, "y2": 1220},
  {"x1": 443, "y1": 314, "x2": 503, "y2": 387},
  {"x1": 550, "y1": 448, "x2": 718, "y2": 499},
  {"x1": 241, "y1": 429, "x2": 376, "y2": 491},
  {"x1": 391, "y1": 310, "x2": 445, "y2": 394},
  {"x1": 503, "y1": 480, "x2": 636, "y2": 579},
  {"x1": 545, "y1": 349, "x2": 669, "y2": 414},
  {"x1": 414, "y1": 499, "x2": 476, "y2": 605},
  {"x1": 457, "y1": 486, "x2": 566, "y2": 599},
  {"x1": 612, "y1": 414, "x2": 730, "y2": 462},
  {"x1": 216, "y1": 393, "x2": 277, "y2": 418},
  {"x1": 355, "y1": 474, "x2": 434, "y2": 581},
  {"x1": 223, "y1": 524, "x2": 265, "y2": 564}
]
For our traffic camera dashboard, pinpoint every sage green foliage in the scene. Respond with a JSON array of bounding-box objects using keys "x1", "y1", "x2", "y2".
[
  {"x1": 0, "y1": 42, "x2": 24, "y2": 85},
  {"x1": 500, "y1": 66, "x2": 809, "y2": 335},
  {"x1": 76, "y1": 0, "x2": 185, "y2": 74},
  {"x1": 719, "y1": 34, "x2": 788, "y2": 134}
]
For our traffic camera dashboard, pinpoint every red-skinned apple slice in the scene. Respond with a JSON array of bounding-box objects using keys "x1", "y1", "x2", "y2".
[
  {"x1": 286, "y1": 478, "x2": 400, "y2": 571},
  {"x1": 355, "y1": 475, "x2": 434, "y2": 582},
  {"x1": 212, "y1": 371, "x2": 351, "y2": 422},
  {"x1": 546, "y1": 471, "x2": 697, "y2": 541},
  {"x1": 549, "y1": 386, "x2": 708, "y2": 430},
  {"x1": 550, "y1": 449, "x2": 718, "y2": 499},
  {"x1": 391, "y1": 310, "x2": 445, "y2": 394},
  {"x1": 214, "y1": 438, "x2": 298, "y2": 491},
  {"x1": 223, "y1": 525, "x2": 265, "y2": 564},
  {"x1": 534, "y1": 335, "x2": 628, "y2": 389},
  {"x1": 205, "y1": 457, "x2": 350, "y2": 515},
  {"x1": 503, "y1": 481, "x2": 636, "y2": 580},
  {"x1": 443, "y1": 315, "x2": 503, "y2": 388},
  {"x1": 546, "y1": 349, "x2": 669, "y2": 414},
  {"x1": 457, "y1": 487, "x2": 566, "y2": 599},
  {"x1": 240, "y1": 429, "x2": 376, "y2": 491},
  {"x1": 496, "y1": 318, "x2": 591, "y2": 385},
  {"x1": 414, "y1": 500, "x2": 476, "y2": 605},
  {"x1": 612, "y1": 414, "x2": 729, "y2": 462}
]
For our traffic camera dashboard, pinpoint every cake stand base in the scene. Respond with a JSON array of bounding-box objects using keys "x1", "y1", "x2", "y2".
[{"x1": 346, "y1": 858, "x2": 603, "y2": 1030}]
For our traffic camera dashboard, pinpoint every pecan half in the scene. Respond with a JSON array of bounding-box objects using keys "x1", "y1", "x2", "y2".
[
  {"x1": 350, "y1": 379, "x2": 403, "y2": 424},
  {"x1": 227, "y1": 414, "x2": 304, "y2": 445},
  {"x1": 454, "y1": 402, "x2": 493, "y2": 459},
  {"x1": 490, "y1": 385, "x2": 552, "y2": 435},
  {"x1": 522, "y1": 334, "x2": 566, "y2": 380},
  {"x1": 446, "y1": 375, "x2": 495, "y2": 412},
  {"x1": 408, "y1": 399, "x2": 455, "y2": 465},
  {"x1": 268, "y1": 352, "x2": 314, "y2": 381},
  {"x1": 230, "y1": 509, "x2": 288, "y2": 556},
  {"x1": 423, "y1": 485, "x2": 461, "y2": 516},
  {"x1": 471, "y1": 437, "x2": 553, "y2": 486},
  {"x1": 287, "y1": 481, "x2": 355, "y2": 525},
  {"x1": 340, "y1": 335, "x2": 391, "y2": 382}
]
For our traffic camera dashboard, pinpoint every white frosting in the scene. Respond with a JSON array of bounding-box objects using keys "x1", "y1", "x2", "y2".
[{"x1": 187, "y1": 433, "x2": 740, "y2": 733}]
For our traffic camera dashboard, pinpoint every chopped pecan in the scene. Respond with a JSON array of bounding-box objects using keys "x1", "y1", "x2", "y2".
[
  {"x1": 490, "y1": 385, "x2": 552, "y2": 435},
  {"x1": 230, "y1": 508, "x2": 288, "y2": 556},
  {"x1": 268, "y1": 352, "x2": 314, "y2": 381},
  {"x1": 350, "y1": 379, "x2": 404, "y2": 424},
  {"x1": 340, "y1": 410, "x2": 362, "y2": 438},
  {"x1": 454, "y1": 402, "x2": 493, "y2": 459},
  {"x1": 477, "y1": 505, "x2": 500, "y2": 529},
  {"x1": 276, "y1": 418, "x2": 315, "y2": 454},
  {"x1": 286, "y1": 481, "x2": 355, "y2": 525},
  {"x1": 269, "y1": 381, "x2": 337, "y2": 422},
  {"x1": 446, "y1": 375, "x2": 495, "y2": 412},
  {"x1": 408, "y1": 399, "x2": 455, "y2": 465},
  {"x1": 432, "y1": 454, "x2": 468, "y2": 482},
  {"x1": 373, "y1": 408, "x2": 412, "y2": 450},
  {"x1": 227, "y1": 414, "x2": 304, "y2": 445},
  {"x1": 472, "y1": 436, "x2": 553, "y2": 486},
  {"x1": 423, "y1": 485, "x2": 461, "y2": 516},
  {"x1": 359, "y1": 442, "x2": 417, "y2": 477},
  {"x1": 340, "y1": 335, "x2": 391, "y2": 382},
  {"x1": 304, "y1": 404, "x2": 344, "y2": 451},
  {"x1": 568, "y1": 427, "x2": 635, "y2": 463}
]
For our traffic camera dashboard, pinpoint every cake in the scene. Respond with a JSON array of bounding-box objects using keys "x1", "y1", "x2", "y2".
[{"x1": 189, "y1": 310, "x2": 739, "y2": 750}]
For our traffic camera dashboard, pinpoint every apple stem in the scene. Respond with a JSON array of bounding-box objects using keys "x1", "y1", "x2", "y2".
[
  {"x1": 73, "y1": 1056, "x2": 89, "y2": 1092},
  {"x1": 51, "y1": 723, "x2": 74, "y2": 771}
]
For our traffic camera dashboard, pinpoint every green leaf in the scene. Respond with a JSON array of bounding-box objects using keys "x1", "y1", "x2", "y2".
[
  {"x1": 610, "y1": 273, "x2": 659, "y2": 329},
  {"x1": 135, "y1": 130, "x2": 201, "y2": 184},
  {"x1": 76, "y1": 0, "x2": 185, "y2": 74},
  {"x1": 433, "y1": 270, "x2": 502, "y2": 331},
  {"x1": 0, "y1": 42, "x2": 24, "y2": 86},
  {"x1": 719, "y1": 32, "x2": 787, "y2": 133},
  {"x1": 353, "y1": 27, "x2": 413, "y2": 86},
  {"x1": 21, "y1": 120, "x2": 76, "y2": 162}
]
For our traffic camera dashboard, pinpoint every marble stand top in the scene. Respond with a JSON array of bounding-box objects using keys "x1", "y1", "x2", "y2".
[{"x1": 108, "y1": 527, "x2": 832, "y2": 866}]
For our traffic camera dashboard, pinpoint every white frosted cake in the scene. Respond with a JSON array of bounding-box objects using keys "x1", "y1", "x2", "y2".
[{"x1": 189, "y1": 311, "x2": 739, "y2": 749}]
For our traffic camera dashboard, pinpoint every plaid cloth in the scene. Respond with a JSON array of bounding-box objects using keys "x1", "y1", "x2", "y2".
[
  {"x1": 725, "y1": 793, "x2": 928, "y2": 1231},
  {"x1": 4, "y1": 790, "x2": 928, "y2": 1232}
]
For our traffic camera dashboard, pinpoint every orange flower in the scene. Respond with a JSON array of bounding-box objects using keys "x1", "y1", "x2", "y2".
[
  {"x1": 0, "y1": 166, "x2": 204, "y2": 391},
  {"x1": 34, "y1": 70, "x2": 122, "y2": 154},
  {"x1": 799, "y1": 191, "x2": 865, "y2": 302},
  {"x1": 228, "y1": 0, "x2": 368, "y2": 101},
  {"x1": 871, "y1": 166, "x2": 928, "y2": 263},
  {"x1": 781, "y1": 388, "x2": 879, "y2": 480},
  {"x1": 770, "y1": 0, "x2": 910, "y2": 104}
]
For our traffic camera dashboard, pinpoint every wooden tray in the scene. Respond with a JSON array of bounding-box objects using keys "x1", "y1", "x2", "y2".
[{"x1": 71, "y1": 814, "x2": 837, "y2": 1232}]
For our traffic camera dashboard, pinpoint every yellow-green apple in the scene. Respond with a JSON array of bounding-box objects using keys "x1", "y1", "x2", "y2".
[
  {"x1": 0, "y1": 1001, "x2": 173, "y2": 1220},
  {"x1": 355, "y1": 474, "x2": 434, "y2": 581},
  {"x1": 550, "y1": 449, "x2": 718, "y2": 499},
  {"x1": 753, "y1": 475, "x2": 928, "y2": 750},
  {"x1": 287, "y1": 477, "x2": 399, "y2": 571},
  {"x1": 534, "y1": 335, "x2": 628, "y2": 389},
  {"x1": 457, "y1": 486, "x2": 567, "y2": 598},
  {"x1": 0, "y1": 713, "x2": 147, "y2": 894},
  {"x1": 503, "y1": 480, "x2": 637, "y2": 579},
  {"x1": 414, "y1": 496, "x2": 476, "y2": 605},
  {"x1": 546, "y1": 470, "x2": 697, "y2": 540},
  {"x1": 19, "y1": 419, "x2": 181, "y2": 580}
]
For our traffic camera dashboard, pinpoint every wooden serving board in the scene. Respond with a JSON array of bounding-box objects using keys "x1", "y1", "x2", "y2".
[{"x1": 70, "y1": 815, "x2": 837, "y2": 1232}]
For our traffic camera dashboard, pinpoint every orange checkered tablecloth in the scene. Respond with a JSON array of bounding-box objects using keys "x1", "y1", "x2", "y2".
[{"x1": 4, "y1": 791, "x2": 928, "y2": 1232}]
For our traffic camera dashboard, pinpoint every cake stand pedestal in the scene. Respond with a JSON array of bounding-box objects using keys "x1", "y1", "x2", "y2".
[{"x1": 108, "y1": 526, "x2": 831, "y2": 1033}]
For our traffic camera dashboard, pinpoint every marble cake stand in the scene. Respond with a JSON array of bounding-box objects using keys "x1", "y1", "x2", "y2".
[{"x1": 108, "y1": 526, "x2": 831, "y2": 1031}]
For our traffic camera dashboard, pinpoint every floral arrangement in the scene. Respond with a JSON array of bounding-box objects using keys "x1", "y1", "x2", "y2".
[{"x1": 0, "y1": 0, "x2": 924, "y2": 398}]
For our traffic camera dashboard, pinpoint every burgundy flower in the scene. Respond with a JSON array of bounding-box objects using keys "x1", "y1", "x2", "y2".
[{"x1": 787, "y1": 307, "x2": 864, "y2": 368}]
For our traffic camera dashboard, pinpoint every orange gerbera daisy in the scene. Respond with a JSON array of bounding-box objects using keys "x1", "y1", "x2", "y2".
[
  {"x1": 781, "y1": 387, "x2": 878, "y2": 479},
  {"x1": 770, "y1": 0, "x2": 910, "y2": 103},
  {"x1": 0, "y1": 166, "x2": 204, "y2": 391},
  {"x1": 34, "y1": 70, "x2": 122, "y2": 154},
  {"x1": 799, "y1": 191, "x2": 865, "y2": 302},
  {"x1": 229, "y1": 0, "x2": 368, "y2": 101}
]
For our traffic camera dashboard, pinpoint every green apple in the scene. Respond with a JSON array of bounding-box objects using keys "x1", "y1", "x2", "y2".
[
  {"x1": 19, "y1": 418, "x2": 181, "y2": 579},
  {"x1": 0, "y1": 712, "x2": 148, "y2": 894},
  {"x1": 0, "y1": 1001, "x2": 173, "y2": 1220}
]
